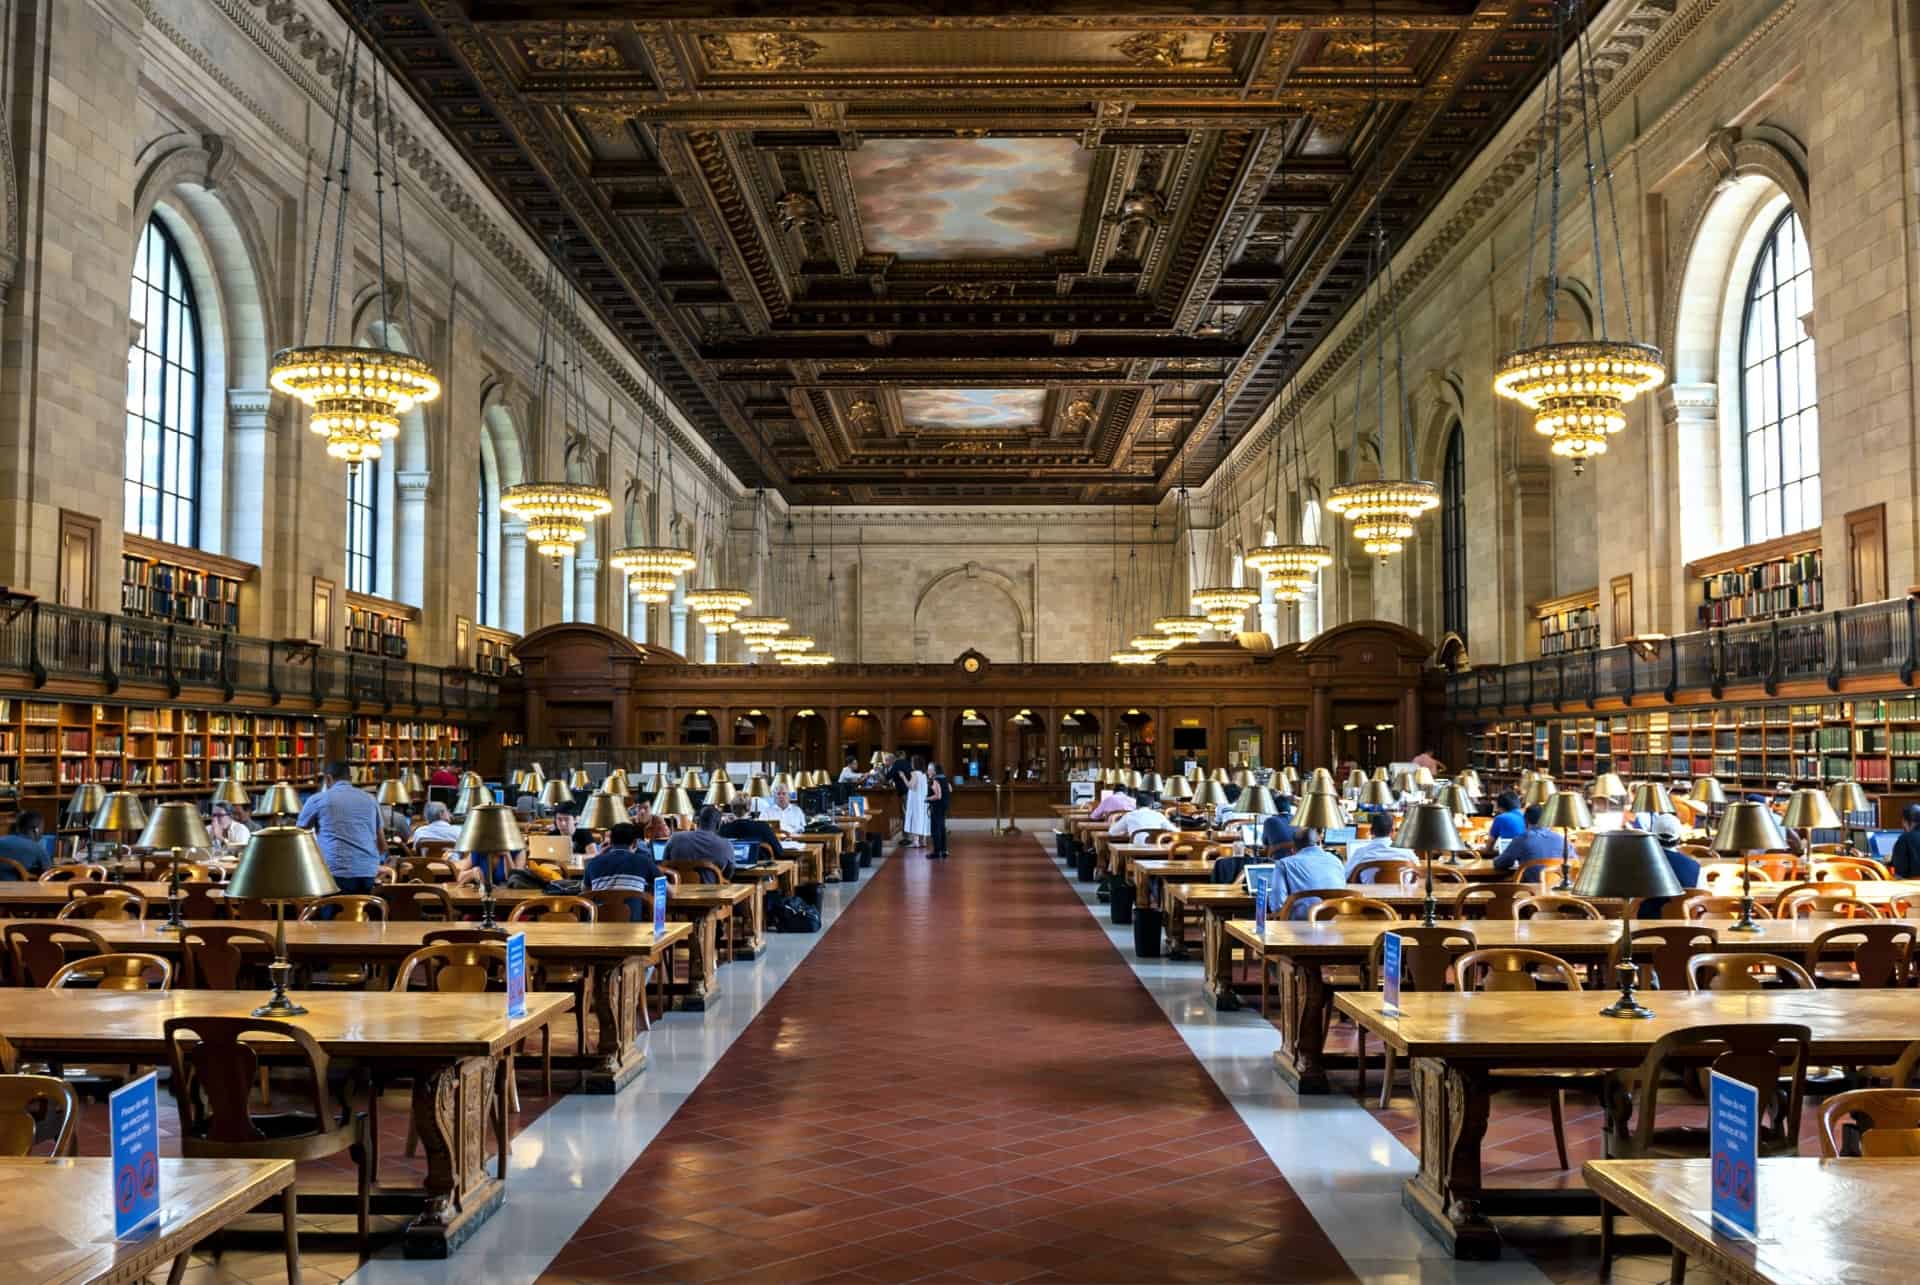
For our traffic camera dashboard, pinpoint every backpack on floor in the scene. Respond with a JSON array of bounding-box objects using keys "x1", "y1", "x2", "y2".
[{"x1": 766, "y1": 893, "x2": 821, "y2": 933}]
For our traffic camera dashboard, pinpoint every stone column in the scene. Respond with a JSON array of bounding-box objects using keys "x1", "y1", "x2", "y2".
[
  {"x1": 225, "y1": 390, "x2": 271, "y2": 567},
  {"x1": 573, "y1": 557, "x2": 599, "y2": 624},
  {"x1": 394, "y1": 470, "x2": 430, "y2": 610},
  {"x1": 703, "y1": 621, "x2": 719, "y2": 663},
  {"x1": 670, "y1": 603, "x2": 689, "y2": 657},
  {"x1": 502, "y1": 521, "x2": 528, "y2": 636},
  {"x1": 627, "y1": 591, "x2": 648, "y2": 644}
]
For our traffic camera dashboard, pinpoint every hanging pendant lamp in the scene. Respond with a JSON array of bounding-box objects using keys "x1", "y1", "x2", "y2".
[
  {"x1": 611, "y1": 349, "x2": 698, "y2": 592},
  {"x1": 270, "y1": 21, "x2": 440, "y2": 467}
]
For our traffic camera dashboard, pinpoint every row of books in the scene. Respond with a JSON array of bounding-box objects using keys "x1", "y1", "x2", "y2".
[
  {"x1": 121, "y1": 554, "x2": 242, "y2": 629},
  {"x1": 345, "y1": 607, "x2": 409, "y2": 659}
]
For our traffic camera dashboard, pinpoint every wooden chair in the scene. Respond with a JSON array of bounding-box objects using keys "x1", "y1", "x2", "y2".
[
  {"x1": 0, "y1": 1072, "x2": 77, "y2": 1156},
  {"x1": 1614, "y1": 925, "x2": 1718, "y2": 993},
  {"x1": 1141, "y1": 830, "x2": 1178, "y2": 847},
  {"x1": 412, "y1": 839, "x2": 457, "y2": 863},
  {"x1": 660, "y1": 858, "x2": 726, "y2": 886},
  {"x1": 181, "y1": 926, "x2": 276, "y2": 989},
  {"x1": 1426, "y1": 865, "x2": 1469, "y2": 887},
  {"x1": 1819, "y1": 1089, "x2": 1920, "y2": 1157},
  {"x1": 1771, "y1": 881, "x2": 1856, "y2": 918},
  {"x1": 1348, "y1": 858, "x2": 1418, "y2": 887},
  {"x1": 1362, "y1": 925, "x2": 1476, "y2": 1108},
  {"x1": 1599, "y1": 1023, "x2": 1812, "y2": 1277},
  {"x1": 1515, "y1": 895, "x2": 1602, "y2": 921},
  {"x1": 46, "y1": 952, "x2": 172, "y2": 991},
  {"x1": 1803, "y1": 922, "x2": 1917, "y2": 988},
  {"x1": 382, "y1": 882, "x2": 458, "y2": 922},
  {"x1": 1684, "y1": 896, "x2": 1771, "y2": 920},
  {"x1": 58, "y1": 885, "x2": 147, "y2": 921},
  {"x1": 394, "y1": 856, "x2": 456, "y2": 884},
  {"x1": 1514, "y1": 857, "x2": 1572, "y2": 887},
  {"x1": 298, "y1": 895, "x2": 389, "y2": 989},
  {"x1": 163, "y1": 1014, "x2": 370, "y2": 1268},
  {"x1": 1787, "y1": 895, "x2": 1881, "y2": 922},
  {"x1": 1453, "y1": 882, "x2": 1530, "y2": 920},
  {"x1": 37, "y1": 864, "x2": 106, "y2": 883},
  {"x1": 1811, "y1": 855, "x2": 1890, "y2": 882},
  {"x1": 0, "y1": 856, "x2": 32, "y2": 881},
  {"x1": 508, "y1": 896, "x2": 597, "y2": 1088},
  {"x1": 1306, "y1": 895, "x2": 1397, "y2": 923},
  {"x1": 1686, "y1": 951, "x2": 1815, "y2": 991},
  {"x1": 3, "y1": 923, "x2": 108, "y2": 987},
  {"x1": 392, "y1": 941, "x2": 538, "y2": 1127},
  {"x1": 585, "y1": 888, "x2": 649, "y2": 924},
  {"x1": 139, "y1": 856, "x2": 215, "y2": 882},
  {"x1": 1695, "y1": 862, "x2": 1745, "y2": 891},
  {"x1": 1454, "y1": 949, "x2": 1590, "y2": 1169}
]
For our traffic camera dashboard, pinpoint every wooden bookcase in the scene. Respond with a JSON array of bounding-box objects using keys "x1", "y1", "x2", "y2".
[
  {"x1": 1687, "y1": 529, "x2": 1823, "y2": 629},
  {"x1": 474, "y1": 627, "x2": 516, "y2": 678},
  {"x1": 1530, "y1": 588, "x2": 1602, "y2": 659},
  {"x1": 344, "y1": 716, "x2": 473, "y2": 786},
  {"x1": 120, "y1": 534, "x2": 252, "y2": 631},
  {"x1": 343, "y1": 592, "x2": 415, "y2": 660}
]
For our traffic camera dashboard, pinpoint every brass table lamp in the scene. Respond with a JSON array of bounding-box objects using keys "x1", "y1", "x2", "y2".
[
  {"x1": 1782, "y1": 788, "x2": 1841, "y2": 878},
  {"x1": 137, "y1": 801, "x2": 212, "y2": 933},
  {"x1": 746, "y1": 775, "x2": 771, "y2": 801},
  {"x1": 1628, "y1": 782, "x2": 1674, "y2": 818},
  {"x1": 1307, "y1": 768, "x2": 1338, "y2": 795},
  {"x1": 1239, "y1": 786, "x2": 1281, "y2": 819},
  {"x1": 1587, "y1": 772, "x2": 1627, "y2": 805},
  {"x1": 1162, "y1": 775, "x2": 1194, "y2": 802},
  {"x1": 376, "y1": 778, "x2": 412, "y2": 820},
  {"x1": 1574, "y1": 831, "x2": 1683, "y2": 1019},
  {"x1": 1359, "y1": 780, "x2": 1396, "y2": 812},
  {"x1": 1293, "y1": 790, "x2": 1347, "y2": 856},
  {"x1": 1690, "y1": 776, "x2": 1728, "y2": 828},
  {"x1": 1712, "y1": 800, "x2": 1787, "y2": 933},
  {"x1": 226, "y1": 826, "x2": 337, "y2": 1016},
  {"x1": 1397, "y1": 803, "x2": 1465, "y2": 927},
  {"x1": 1827, "y1": 780, "x2": 1872, "y2": 850},
  {"x1": 454, "y1": 803, "x2": 525, "y2": 930},
  {"x1": 1539, "y1": 792, "x2": 1593, "y2": 892},
  {"x1": 569, "y1": 768, "x2": 592, "y2": 791},
  {"x1": 708, "y1": 774, "x2": 739, "y2": 807},
  {"x1": 1191, "y1": 780, "x2": 1230, "y2": 812},
  {"x1": 91, "y1": 791, "x2": 149, "y2": 868},
  {"x1": 579, "y1": 792, "x2": 625, "y2": 834},
  {"x1": 1522, "y1": 776, "x2": 1558, "y2": 808},
  {"x1": 452, "y1": 783, "x2": 487, "y2": 817},
  {"x1": 601, "y1": 769, "x2": 630, "y2": 798},
  {"x1": 257, "y1": 781, "x2": 302, "y2": 827},
  {"x1": 65, "y1": 782, "x2": 105, "y2": 862},
  {"x1": 539, "y1": 778, "x2": 573, "y2": 817},
  {"x1": 654, "y1": 786, "x2": 697, "y2": 825}
]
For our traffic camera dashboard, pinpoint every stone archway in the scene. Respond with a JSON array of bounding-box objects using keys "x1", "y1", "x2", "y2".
[{"x1": 912, "y1": 562, "x2": 1030, "y2": 663}]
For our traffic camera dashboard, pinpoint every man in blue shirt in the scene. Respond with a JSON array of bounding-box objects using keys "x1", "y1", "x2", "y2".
[
  {"x1": 1272, "y1": 828, "x2": 1348, "y2": 919},
  {"x1": 296, "y1": 761, "x2": 384, "y2": 893},
  {"x1": 1637, "y1": 814, "x2": 1701, "y2": 916},
  {"x1": 584, "y1": 822, "x2": 664, "y2": 921},
  {"x1": 1491, "y1": 804, "x2": 1572, "y2": 882},
  {"x1": 0, "y1": 811, "x2": 53, "y2": 878},
  {"x1": 1260, "y1": 796, "x2": 1296, "y2": 857},
  {"x1": 1890, "y1": 804, "x2": 1920, "y2": 879},
  {"x1": 1479, "y1": 790, "x2": 1526, "y2": 858}
]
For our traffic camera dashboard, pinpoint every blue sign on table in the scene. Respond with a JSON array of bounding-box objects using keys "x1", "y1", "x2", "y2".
[
  {"x1": 1381, "y1": 933, "x2": 1404, "y2": 1015},
  {"x1": 849, "y1": 795, "x2": 867, "y2": 817},
  {"x1": 505, "y1": 932, "x2": 527, "y2": 1018},
  {"x1": 653, "y1": 875, "x2": 669, "y2": 936},
  {"x1": 110, "y1": 1071, "x2": 161, "y2": 1240},
  {"x1": 1253, "y1": 885, "x2": 1267, "y2": 936},
  {"x1": 1709, "y1": 1070, "x2": 1760, "y2": 1239}
]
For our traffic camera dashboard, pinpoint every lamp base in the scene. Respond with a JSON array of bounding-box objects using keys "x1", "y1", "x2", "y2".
[
  {"x1": 156, "y1": 918, "x2": 187, "y2": 934},
  {"x1": 1725, "y1": 919, "x2": 1764, "y2": 934},
  {"x1": 252, "y1": 994, "x2": 309, "y2": 1017},
  {"x1": 1599, "y1": 996, "x2": 1656, "y2": 1019}
]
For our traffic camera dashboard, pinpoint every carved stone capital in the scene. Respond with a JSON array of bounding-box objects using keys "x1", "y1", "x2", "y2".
[
  {"x1": 1658, "y1": 382, "x2": 1718, "y2": 423},
  {"x1": 227, "y1": 387, "x2": 271, "y2": 426},
  {"x1": 395, "y1": 470, "x2": 432, "y2": 496}
]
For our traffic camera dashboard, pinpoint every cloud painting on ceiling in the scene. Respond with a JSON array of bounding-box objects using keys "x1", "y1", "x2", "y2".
[
  {"x1": 848, "y1": 138, "x2": 1091, "y2": 258},
  {"x1": 899, "y1": 388, "x2": 1046, "y2": 430}
]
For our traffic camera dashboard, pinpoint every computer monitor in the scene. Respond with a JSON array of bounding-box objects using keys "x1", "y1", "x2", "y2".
[
  {"x1": 1323, "y1": 826, "x2": 1356, "y2": 848},
  {"x1": 732, "y1": 840, "x2": 756, "y2": 867},
  {"x1": 1239, "y1": 823, "x2": 1261, "y2": 848},
  {"x1": 651, "y1": 840, "x2": 668, "y2": 862},
  {"x1": 1242, "y1": 864, "x2": 1276, "y2": 900},
  {"x1": 1869, "y1": 830, "x2": 1901, "y2": 860},
  {"x1": 490, "y1": 786, "x2": 505, "y2": 805}
]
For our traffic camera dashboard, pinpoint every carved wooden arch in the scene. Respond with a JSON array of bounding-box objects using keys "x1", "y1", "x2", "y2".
[
  {"x1": 1297, "y1": 618, "x2": 1434, "y2": 665},
  {"x1": 912, "y1": 562, "x2": 1029, "y2": 663}
]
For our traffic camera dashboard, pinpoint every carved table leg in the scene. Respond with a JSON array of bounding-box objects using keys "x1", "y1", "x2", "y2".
[
  {"x1": 736, "y1": 883, "x2": 766, "y2": 959},
  {"x1": 403, "y1": 1055, "x2": 504, "y2": 1258},
  {"x1": 579, "y1": 955, "x2": 648, "y2": 1094},
  {"x1": 674, "y1": 910, "x2": 720, "y2": 1011},
  {"x1": 1203, "y1": 911, "x2": 1238, "y2": 1009},
  {"x1": 1166, "y1": 895, "x2": 1189, "y2": 959},
  {"x1": 1272, "y1": 960, "x2": 1333, "y2": 1093},
  {"x1": 1402, "y1": 1057, "x2": 1500, "y2": 1260}
]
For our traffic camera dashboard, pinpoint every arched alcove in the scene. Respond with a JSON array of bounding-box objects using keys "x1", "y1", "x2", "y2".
[{"x1": 912, "y1": 563, "x2": 1028, "y2": 663}]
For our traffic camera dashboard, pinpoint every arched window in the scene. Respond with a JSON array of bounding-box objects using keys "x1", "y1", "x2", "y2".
[
  {"x1": 1299, "y1": 498, "x2": 1323, "y2": 640},
  {"x1": 1738, "y1": 208, "x2": 1818, "y2": 543},
  {"x1": 125, "y1": 217, "x2": 203, "y2": 546},
  {"x1": 1441, "y1": 423, "x2": 1468, "y2": 641},
  {"x1": 476, "y1": 453, "x2": 492, "y2": 626},
  {"x1": 346, "y1": 462, "x2": 378, "y2": 595}
]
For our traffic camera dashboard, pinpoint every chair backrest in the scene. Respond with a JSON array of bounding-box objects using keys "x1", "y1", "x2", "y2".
[
  {"x1": 1685, "y1": 895, "x2": 1771, "y2": 920},
  {"x1": 1812, "y1": 856, "x2": 1890, "y2": 882},
  {"x1": 0, "y1": 1072, "x2": 77, "y2": 1155},
  {"x1": 46, "y1": 951, "x2": 173, "y2": 991},
  {"x1": 1306, "y1": 895, "x2": 1397, "y2": 922},
  {"x1": 1454, "y1": 948, "x2": 1582, "y2": 993},
  {"x1": 421, "y1": 927, "x2": 509, "y2": 947},
  {"x1": 140, "y1": 857, "x2": 214, "y2": 882},
  {"x1": 164, "y1": 1016, "x2": 333, "y2": 1145},
  {"x1": 392, "y1": 942, "x2": 512, "y2": 993},
  {"x1": 58, "y1": 886, "x2": 146, "y2": 921},
  {"x1": 38, "y1": 864, "x2": 106, "y2": 883},
  {"x1": 1619, "y1": 924, "x2": 1719, "y2": 991},
  {"x1": 1371, "y1": 925, "x2": 1476, "y2": 992},
  {"x1": 296, "y1": 893, "x2": 389, "y2": 923},
  {"x1": 1515, "y1": 857, "x2": 1569, "y2": 886},
  {"x1": 382, "y1": 882, "x2": 457, "y2": 922},
  {"x1": 1144, "y1": 830, "x2": 1177, "y2": 847},
  {"x1": 1427, "y1": 865, "x2": 1469, "y2": 886},
  {"x1": 661, "y1": 858, "x2": 725, "y2": 886},
  {"x1": 1819, "y1": 1089, "x2": 1920, "y2": 1157},
  {"x1": 1622, "y1": 1023, "x2": 1811, "y2": 1152},
  {"x1": 1516, "y1": 894, "x2": 1603, "y2": 921},
  {"x1": 181, "y1": 926, "x2": 277, "y2": 989},
  {"x1": 395, "y1": 856, "x2": 455, "y2": 884},
  {"x1": 1806, "y1": 922, "x2": 1918, "y2": 987},
  {"x1": 1696, "y1": 861, "x2": 1745, "y2": 890},
  {"x1": 1454, "y1": 882, "x2": 1530, "y2": 920},
  {"x1": 413, "y1": 839, "x2": 456, "y2": 861},
  {"x1": 1274, "y1": 888, "x2": 1348, "y2": 921},
  {"x1": 2, "y1": 923, "x2": 108, "y2": 987},
  {"x1": 507, "y1": 895, "x2": 596, "y2": 924},
  {"x1": 1772, "y1": 881, "x2": 1857, "y2": 917},
  {"x1": 1790, "y1": 895, "x2": 1881, "y2": 922},
  {"x1": 1687, "y1": 951, "x2": 1815, "y2": 991},
  {"x1": 1350, "y1": 858, "x2": 1418, "y2": 887},
  {"x1": 0, "y1": 856, "x2": 31, "y2": 881}
]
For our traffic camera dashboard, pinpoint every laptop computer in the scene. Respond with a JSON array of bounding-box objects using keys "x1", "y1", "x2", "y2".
[
  {"x1": 1324, "y1": 826, "x2": 1357, "y2": 848},
  {"x1": 732, "y1": 840, "x2": 758, "y2": 867},
  {"x1": 526, "y1": 834, "x2": 571, "y2": 866}
]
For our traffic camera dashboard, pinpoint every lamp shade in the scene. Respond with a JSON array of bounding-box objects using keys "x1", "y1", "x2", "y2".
[
  {"x1": 91, "y1": 791, "x2": 149, "y2": 834},
  {"x1": 539, "y1": 779, "x2": 574, "y2": 809},
  {"x1": 136, "y1": 801, "x2": 212, "y2": 851},
  {"x1": 642, "y1": 773, "x2": 670, "y2": 796},
  {"x1": 1781, "y1": 787, "x2": 1841, "y2": 832},
  {"x1": 1396, "y1": 803, "x2": 1465, "y2": 853},
  {"x1": 454, "y1": 803, "x2": 525, "y2": 854},
  {"x1": 601, "y1": 771, "x2": 630, "y2": 798},
  {"x1": 1690, "y1": 776, "x2": 1728, "y2": 806},
  {"x1": 1239, "y1": 786, "x2": 1281, "y2": 818},
  {"x1": 1192, "y1": 781, "x2": 1230, "y2": 809},
  {"x1": 655, "y1": 786, "x2": 696, "y2": 820},
  {"x1": 376, "y1": 779, "x2": 412, "y2": 807},
  {"x1": 65, "y1": 782, "x2": 106, "y2": 822},
  {"x1": 1629, "y1": 783, "x2": 1675, "y2": 816},
  {"x1": 1412, "y1": 766, "x2": 1436, "y2": 790},
  {"x1": 1518, "y1": 769, "x2": 1537, "y2": 793},
  {"x1": 1392, "y1": 771, "x2": 1415, "y2": 795},
  {"x1": 403, "y1": 770, "x2": 426, "y2": 795},
  {"x1": 1308, "y1": 768, "x2": 1338, "y2": 794},
  {"x1": 1432, "y1": 784, "x2": 1473, "y2": 816},
  {"x1": 1572, "y1": 831, "x2": 1683, "y2": 900},
  {"x1": 209, "y1": 779, "x2": 251, "y2": 808},
  {"x1": 1345, "y1": 768, "x2": 1367, "y2": 791},
  {"x1": 226, "y1": 826, "x2": 337, "y2": 901},
  {"x1": 578, "y1": 793, "x2": 625, "y2": 831},
  {"x1": 771, "y1": 772, "x2": 796, "y2": 792},
  {"x1": 1162, "y1": 775, "x2": 1194, "y2": 801},
  {"x1": 569, "y1": 768, "x2": 592, "y2": 791},
  {"x1": 1293, "y1": 791, "x2": 1347, "y2": 832},
  {"x1": 460, "y1": 771, "x2": 486, "y2": 792},
  {"x1": 256, "y1": 782, "x2": 302, "y2": 817},
  {"x1": 1588, "y1": 772, "x2": 1627, "y2": 802},
  {"x1": 1456, "y1": 768, "x2": 1483, "y2": 798},
  {"x1": 1359, "y1": 780, "x2": 1397, "y2": 809},
  {"x1": 1208, "y1": 767, "x2": 1230, "y2": 785},
  {"x1": 452, "y1": 784, "x2": 487, "y2": 816},
  {"x1": 1711, "y1": 800, "x2": 1787, "y2": 853},
  {"x1": 679, "y1": 767, "x2": 707, "y2": 790},
  {"x1": 1522, "y1": 777, "x2": 1558, "y2": 808},
  {"x1": 746, "y1": 775, "x2": 771, "y2": 800},
  {"x1": 1828, "y1": 780, "x2": 1872, "y2": 816},
  {"x1": 1138, "y1": 772, "x2": 1166, "y2": 796},
  {"x1": 1279, "y1": 766, "x2": 1300, "y2": 787},
  {"x1": 708, "y1": 776, "x2": 739, "y2": 807},
  {"x1": 1232, "y1": 768, "x2": 1256, "y2": 789},
  {"x1": 1539, "y1": 792, "x2": 1593, "y2": 832},
  {"x1": 1370, "y1": 767, "x2": 1388, "y2": 782}
]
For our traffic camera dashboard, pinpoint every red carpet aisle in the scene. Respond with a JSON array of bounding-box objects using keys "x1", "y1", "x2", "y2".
[{"x1": 541, "y1": 835, "x2": 1356, "y2": 1284}]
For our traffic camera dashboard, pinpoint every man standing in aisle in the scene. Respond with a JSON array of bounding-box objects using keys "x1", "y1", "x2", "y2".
[{"x1": 298, "y1": 760, "x2": 384, "y2": 894}]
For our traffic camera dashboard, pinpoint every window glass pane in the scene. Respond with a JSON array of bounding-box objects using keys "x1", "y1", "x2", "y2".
[{"x1": 123, "y1": 216, "x2": 202, "y2": 547}]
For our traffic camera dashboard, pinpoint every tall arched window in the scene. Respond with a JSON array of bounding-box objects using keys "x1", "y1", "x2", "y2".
[
  {"x1": 125, "y1": 217, "x2": 202, "y2": 546},
  {"x1": 1441, "y1": 423, "x2": 1468, "y2": 641},
  {"x1": 1739, "y1": 208, "x2": 1818, "y2": 543},
  {"x1": 346, "y1": 462, "x2": 377, "y2": 595},
  {"x1": 1299, "y1": 498, "x2": 1323, "y2": 640},
  {"x1": 475, "y1": 455, "x2": 492, "y2": 626}
]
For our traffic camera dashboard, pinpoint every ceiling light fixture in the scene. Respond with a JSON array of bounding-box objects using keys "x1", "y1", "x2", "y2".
[{"x1": 611, "y1": 348, "x2": 698, "y2": 594}]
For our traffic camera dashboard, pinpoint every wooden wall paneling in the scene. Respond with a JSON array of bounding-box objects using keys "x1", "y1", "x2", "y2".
[{"x1": 1846, "y1": 503, "x2": 1888, "y2": 605}]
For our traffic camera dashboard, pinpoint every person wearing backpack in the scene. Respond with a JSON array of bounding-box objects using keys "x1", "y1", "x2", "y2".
[{"x1": 928, "y1": 761, "x2": 950, "y2": 860}]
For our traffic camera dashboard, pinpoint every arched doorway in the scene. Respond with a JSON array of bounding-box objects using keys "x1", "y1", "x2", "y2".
[
  {"x1": 954, "y1": 709, "x2": 991, "y2": 782},
  {"x1": 897, "y1": 709, "x2": 935, "y2": 765},
  {"x1": 839, "y1": 708, "x2": 882, "y2": 771},
  {"x1": 1118, "y1": 709, "x2": 1156, "y2": 776},
  {"x1": 731, "y1": 711, "x2": 771, "y2": 748},
  {"x1": 1007, "y1": 709, "x2": 1044, "y2": 781},
  {"x1": 1058, "y1": 709, "x2": 1100, "y2": 781},
  {"x1": 680, "y1": 710, "x2": 719, "y2": 747},
  {"x1": 787, "y1": 710, "x2": 827, "y2": 771}
]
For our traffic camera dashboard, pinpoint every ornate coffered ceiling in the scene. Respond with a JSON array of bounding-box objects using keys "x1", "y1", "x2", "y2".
[{"x1": 350, "y1": 2, "x2": 1584, "y2": 504}]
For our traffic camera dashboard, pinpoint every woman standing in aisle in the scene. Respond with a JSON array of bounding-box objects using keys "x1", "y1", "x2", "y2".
[
  {"x1": 904, "y1": 755, "x2": 931, "y2": 850},
  {"x1": 927, "y1": 762, "x2": 950, "y2": 859}
]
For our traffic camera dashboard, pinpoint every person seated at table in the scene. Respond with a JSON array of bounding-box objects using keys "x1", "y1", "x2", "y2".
[
  {"x1": 838, "y1": 758, "x2": 863, "y2": 784},
  {"x1": 0, "y1": 810, "x2": 53, "y2": 877},
  {"x1": 1089, "y1": 787, "x2": 1135, "y2": 822},
  {"x1": 1272, "y1": 828, "x2": 1346, "y2": 919},
  {"x1": 454, "y1": 842, "x2": 526, "y2": 890},
  {"x1": 1636, "y1": 814, "x2": 1700, "y2": 917},
  {"x1": 1491, "y1": 804, "x2": 1572, "y2": 882},
  {"x1": 665, "y1": 806, "x2": 734, "y2": 881},
  {"x1": 720, "y1": 798, "x2": 778, "y2": 864},
  {"x1": 411, "y1": 801, "x2": 461, "y2": 845},
  {"x1": 1260, "y1": 795, "x2": 1295, "y2": 857},
  {"x1": 1887, "y1": 803, "x2": 1920, "y2": 878},
  {"x1": 1109, "y1": 796, "x2": 1174, "y2": 840},
  {"x1": 1411, "y1": 748, "x2": 1445, "y2": 773},
  {"x1": 563, "y1": 811, "x2": 602, "y2": 857},
  {"x1": 207, "y1": 802, "x2": 251, "y2": 848},
  {"x1": 1478, "y1": 790, "x2": 1526, "y2": 858},
  {"x1": 584, "y1": 822, "x2": 663, "y2": 919},
  {"x1": 1343, "y1": 812, "x2": 1415, "y2": 880},
  {"x1": 758, "y1": 784, "x2": 807, "y2": 834},
  {"x1": 428, "y1": 765, "x2": 460, "y2": 788},
  {"x1": 642, "y1": 815, "x2": 673, "y2": 847}
]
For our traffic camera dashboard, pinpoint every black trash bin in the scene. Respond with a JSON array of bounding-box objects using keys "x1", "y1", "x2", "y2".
[
  {"x1": 1055, "y1": 832, "x2": 1073, "y2": 864},
  {"x1": 1132, "y1": 907, "x2": 1163, "y2": 957},
  {"x1": 1075, "y1": 846, "x2": 1095, "y2": 882},
  {"x1": 840, "y1": 849, "x2": 860, "y2": 882},
  {"x1": 862, "y1": 835, "x2": 879, "y2": 867},
  {"x1": 1109, "y1": 879, "x2": 1135, "y2": 925}
]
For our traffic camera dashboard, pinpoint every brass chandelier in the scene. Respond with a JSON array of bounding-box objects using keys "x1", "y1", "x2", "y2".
[
  {"x1": 611, "y1": 349, "x2": 698, "y2": 598},
  {"x1": 686, "y1": 500, "x2": 753, "y2": 634},
  {"x1": 1492, "y1": 0, "x2": 1665, "y2": 471},
  {"x1": 1244, "y1": 287, "x2": 1332, "y2": 603},
  {"x1": 1188, "y1": 373, "x2": 1262, "y2": 633},
  {"x1": 270, "y1": 12, "x2": 440, "y2": 468}
]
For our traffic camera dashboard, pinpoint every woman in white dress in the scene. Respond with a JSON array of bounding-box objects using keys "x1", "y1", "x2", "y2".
[{"x1": 904, "y1": 755, "x2": 931, "y2": 848}]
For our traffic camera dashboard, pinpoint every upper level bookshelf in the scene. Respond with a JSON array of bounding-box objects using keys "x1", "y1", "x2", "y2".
[
  {"x1": 1531, "y1": 588, "x2": 1602, "y2": 659},
  {"x1": 343, "y1": 592, "x2": 415, "y2": 661},
  {"x1": 474, "y1": 627, "x2": 516, "y2": 678},
  {"x1": 120, "y1": 534, "x2": 253, "y2": 631},
  {"x1": 1688, "y1": 529, "x2": 1823, "y2": 629}
]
